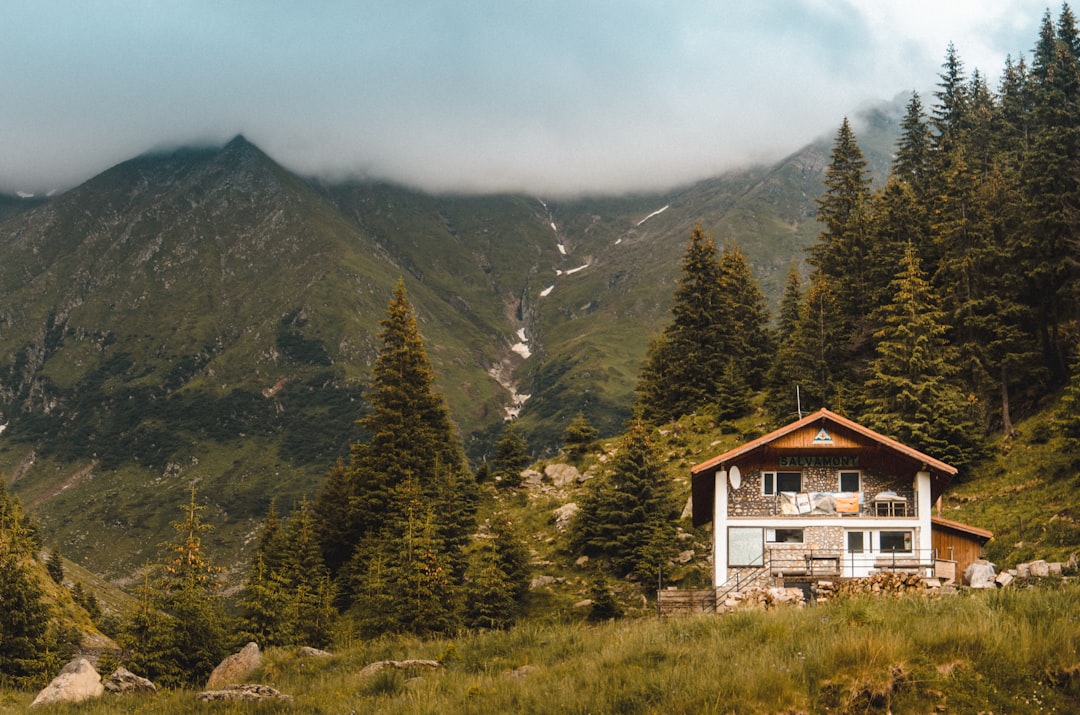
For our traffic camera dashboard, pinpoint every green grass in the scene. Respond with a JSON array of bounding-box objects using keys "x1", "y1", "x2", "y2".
[{"x1": 6, "y1": 581, "x2": 1078, "y2": 714}]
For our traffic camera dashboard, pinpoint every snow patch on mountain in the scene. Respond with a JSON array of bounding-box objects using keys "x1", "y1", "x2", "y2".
[
  {"x1": 511, "y1": 328, "x2": 531, "y2": 358},
  {"x1": 557, "y1": 242, "x2": 566, "y2": 255},
  {"x1": 636, "y1": 205, "x2": 669, "y2": 226},
  {"x1": 489, "y1": 327, "x2": 533, "y2": 419},
  {"x1": 540, "y1": 285, "x2": 554, "y2": 297}
]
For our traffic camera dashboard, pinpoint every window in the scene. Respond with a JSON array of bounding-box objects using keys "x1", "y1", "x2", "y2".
[
  {"x1": 763, "y1": 471, "x2": 802, "y2": 495},
  {"x1": 839, "y1": 470, "x2": 861, "y2": 493},
  {"x1": 729, "y1": 527, "x2": 764, "y2": 566},
  {"x1": 847, "y1": 531, "x2": 865, "y2": 553},
  {"x1": 879, "y1": 531, "x2": 912, "y2": 553},
  {"x1": 767, "y1": 528, "x2": 804, "y2": 544}
]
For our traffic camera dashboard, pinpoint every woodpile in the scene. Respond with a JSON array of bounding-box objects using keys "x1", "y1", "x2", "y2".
[
  {"x1": 818, "y1": 572, "x2": 933, "y2": 601},
  {"x1": 718, "y1": 586, "x2": 806, "y2": 613}
]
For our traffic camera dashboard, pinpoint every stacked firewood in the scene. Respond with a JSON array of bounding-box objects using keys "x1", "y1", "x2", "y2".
[{"x1": 818, "y1": 572, "x2": 931, "y2": 600}]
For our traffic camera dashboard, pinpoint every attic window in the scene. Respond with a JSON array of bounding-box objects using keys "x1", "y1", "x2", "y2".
[{"x1": 839, "y1": 471, "x2": 861, "y2": 492}]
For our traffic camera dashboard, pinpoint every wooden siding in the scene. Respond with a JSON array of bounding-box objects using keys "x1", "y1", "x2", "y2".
[{"x1": 931, "y1": 519, "x2": 991, "y2": 577}]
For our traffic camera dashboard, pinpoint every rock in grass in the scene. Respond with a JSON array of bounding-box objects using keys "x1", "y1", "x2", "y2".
[
  {"x1": 359, "y1": 660, "x2": 441, "y2": 677},
  {"x1": 205, "y1": 641, "x2": 262, "y2": 688},
  {"x1": 30, "y1": 658, "x2": 103, "y2": 708},
  {"x1": 103, "y1": 667, "x2": 157, "y2": 694},
  {"x1": 196, "y1": 684, "x2": 292, "y2": 703}
]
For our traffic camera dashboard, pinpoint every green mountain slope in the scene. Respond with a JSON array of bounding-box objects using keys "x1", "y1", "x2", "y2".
[{"x1": 0, "y1": 107, "x2": 899, "y2": 582}]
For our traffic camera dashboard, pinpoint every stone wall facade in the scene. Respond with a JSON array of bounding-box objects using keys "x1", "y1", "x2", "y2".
[{"x1": 728, "y1": 467, "x2": 916, "y2": 517}]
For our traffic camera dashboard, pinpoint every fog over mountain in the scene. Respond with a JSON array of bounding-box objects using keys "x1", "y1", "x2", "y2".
[{"x1": 0, "y1": 1, "x2": 1048, "y2": 196}]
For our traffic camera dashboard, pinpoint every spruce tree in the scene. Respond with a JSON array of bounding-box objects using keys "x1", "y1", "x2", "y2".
[
  {"x1": 861, "y1": 245, "x2": 985, "y2": 472},
  {"x1": 716, "y1": 241, "x2": 771, "y2": 391},
  {"x1": 335, "y1": 280, "x2": 476, "y2": 636},
  {"x1": 46, "y1": 548, "x2": 64, "y2": 584},
  {"x1": 1056, "y1": 358, "x2": 1080, "y2": 462},
  {"x1": 571, "y1": 418, "x2": 676, "y2": 588},
  {"x1": 563, "y1": 412, "x2": 599, "y2": 460},
  {"x1": 121, "y1": 487, "x2": 229, "y2": 688},
  {"x1": 1022, "y1": 7, "x2": 1080, "y2": 382},
  {"x1": 491, "y1": 421, "x2": 529, "y2": 487},
  {"x1": 893, "y1": 91, "x2": 932, "y2": 191},
  {"x1": 765, "y1": 262, "x2": 805, "y2": 421},
  {"x1": 809, "y1": 117, "x2": 874, "y2": 339},
  {"x1": 637, "y1": 224, "x2": 724, "y2": 423}
]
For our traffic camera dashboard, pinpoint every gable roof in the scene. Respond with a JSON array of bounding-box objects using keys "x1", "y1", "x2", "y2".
[{"x1": 691, "y1": 408, "x2": 958, "y2": 526}]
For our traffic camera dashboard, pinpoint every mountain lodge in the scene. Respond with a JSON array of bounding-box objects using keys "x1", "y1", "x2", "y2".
[{"x1": 668, "y1": 409, "x2": 992, "y2": 612}]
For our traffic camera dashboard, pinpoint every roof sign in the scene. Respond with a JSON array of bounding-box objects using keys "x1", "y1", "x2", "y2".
[{"x1": 813, "y1": 427, "x2": 833, "y2": 444}]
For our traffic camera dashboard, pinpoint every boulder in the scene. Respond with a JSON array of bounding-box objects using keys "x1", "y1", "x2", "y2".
[
  {"x1": 520, "y1": 469, "x2": 543, "y2": 488},
  {"x1": 1029, "y1": 559, "x2": 1050, "y2": 578},
  {"x1": 552, "y1": 502, "x2": 579, "y2": 531},
  {"x1": 545, "y1": 463, "x2": 581, "y2": 487},
  {"x1": 30, "y1": 658, "x2": 103, "y2": 708},
  {"x1": 963, "y1": 560, "x2": 997, "y2": 588},
  {"x1": 206, "y1": 641, "x2": 262, "y2": 689},
  {"x1": 103, "y1": 667, "x2": 157, "y2": 694},
  {"x1": 298, "y1": 646, "x2": 332, "y2": 658},
  {"x1": 196, "y1": 684, "x2": 292, "y2": 703},
  {"x1": 358, "y1": 660, "x2": 441, "y2": 677},
  {"x1": 995, "y1": 571, "x2": 1014, "y2": 588}
]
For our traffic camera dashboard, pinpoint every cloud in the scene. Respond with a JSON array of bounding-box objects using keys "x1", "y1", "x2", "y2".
[{"x1": 0, "y1": 1, "x2": 1051, "y2": 196}]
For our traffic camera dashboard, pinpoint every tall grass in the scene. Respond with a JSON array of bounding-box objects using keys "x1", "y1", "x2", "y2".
[{"x1": 6, "y1": 582, "x2": 1078, "y2": 714}]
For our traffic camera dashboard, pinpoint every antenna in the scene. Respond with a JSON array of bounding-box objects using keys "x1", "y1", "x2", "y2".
[{"x1": 796, "y1": 385, "x2": 803, "y2": 420}]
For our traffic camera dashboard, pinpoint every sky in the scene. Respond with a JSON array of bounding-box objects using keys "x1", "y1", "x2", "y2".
[{"x1": 0, "y1": 1, "x2": 1056, "y2": 197}]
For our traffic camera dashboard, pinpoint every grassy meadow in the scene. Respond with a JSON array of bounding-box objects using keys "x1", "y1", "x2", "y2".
[{"x1": 5, "y1": 579, "x2": 1078, "y2": 714}]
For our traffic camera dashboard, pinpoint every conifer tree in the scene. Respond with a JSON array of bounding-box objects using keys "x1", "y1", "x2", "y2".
[
  {"x1": 0, "y1": 485, "x2": 75, "y2": 688},
  {"x1": 491, "y1": 421, "x2": 529, "y2": 487},
  {"x1": 121, "y1": 486, "x2": 228, "y2": 688},
  {"x1": 563, "y1": 412, "x2": 599, "y2": 460},
  {"x1": 313, "y1": 459, "x2": 355, "y2": 578},
  {"x1": 571, "y1": 418, "x2": 676, "y2": 588},
  {"x1": 861, "y1": 246, "x2": 985, "y2": 472},
  {"x1": 462, "y1": 537, "x2": 516, "y2": 630},
  {"x1": 716, "y1": 241, "x2": 771, "y2": 391},
  {"x1": 460, "y1": 510, "x2": 530, "y2": 629},
  {"x1": 46, "y1": 548, "x2": 64, "y2": 584},
  {"x1": 787, "y1": 274, "x2": 849, "y2": 414},
  {"x1": 334, "y1": 280, "x2": 476, "y2": 636},
  {"x1": 765, "y1": 263, "x2": 805, "y2": 421},
  {"x1": 1056, "y1": 358, "x2": 1080, "y2": 462},
  {"x1": 810, "y1": 117, "x2": 874, "y2": 335},
  {"x1": 1022, "y1": 7, "x2": 1080, "y2": 382},
  {"x1": 894, "y1": 91, "x2": 932, "y2": 191},
  {"x1": 637, "y1": 224, "x2": 724, "y2": 422}
]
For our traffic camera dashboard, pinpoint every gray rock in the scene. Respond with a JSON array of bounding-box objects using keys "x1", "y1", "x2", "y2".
[
  {"x1": 520, "y1": 469, "x2": 543, "y2": 488},
  {"x1": 206, "y1": 641, "x2": 262, "y2": 689},
  {"x1": 298, "y1": 646, "x2": 332, "y2": 658},
  {"x1": 964, "y1": 560, "x2": 997, "y2": 588},
  {"x1": 30, "y1": 658, "x2": 103, "y2": 708},
  {"x1": 995, "y1": 571, "x2": 1014, "y2": 588},
  {"x1": 1029, "y1": 559, "x2": 1050, "y2": 578},
  {"x1": 196, "y1": 684, "x2": 292, "y2": 703},
  {"x1": 553, "y1": 502, "x2": 579, "y2": 531},
  {"x1": 359, "y1": 660, "x2": 441, "y2": 677},
  {"x1": 545, "y1": 463, "x2": 581, "y2": 487},
  {"x1": 103, "y1": 667, "x2": 157, "y2": 694}
]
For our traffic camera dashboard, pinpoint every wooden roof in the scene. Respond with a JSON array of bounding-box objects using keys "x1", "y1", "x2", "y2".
[
  {"x1": 931, "y1": 515, "x2": 993, "y2": 541},
  {"x1": 691, "y1": 408, "x2": 959, "y2": 526}
]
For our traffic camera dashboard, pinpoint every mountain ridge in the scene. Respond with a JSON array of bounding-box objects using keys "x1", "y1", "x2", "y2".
[{"x1": 0, "y1": 107, "x2": 900, "y2": 582}]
